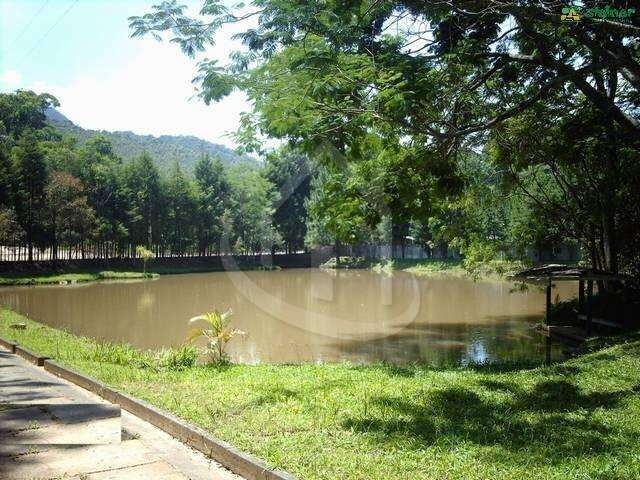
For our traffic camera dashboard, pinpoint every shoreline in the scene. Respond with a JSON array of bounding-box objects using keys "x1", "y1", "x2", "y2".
[
  {"x1": 323, "y1": 257, "x2": 527, "y2": 280},
  {"x1": 0, "y1": 270, "x2": 158, "y2": 286},
  {"x1": 1, "y1": 306, "x2": 638, "y2": 479},
  {"x1": 0, "y1": 257, "x2": 530, "y2": 287},
  {"x1": 0, "y1": 263, "x2": 285, "y2": 287}
]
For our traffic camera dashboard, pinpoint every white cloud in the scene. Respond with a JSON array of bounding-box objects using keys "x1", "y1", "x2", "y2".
[
  {"x1": 26, "y1": 39, "x2": 250, "y2": 149},
  {"x1": 0, "y1": 69, "x2": 22, "y2": 88}
]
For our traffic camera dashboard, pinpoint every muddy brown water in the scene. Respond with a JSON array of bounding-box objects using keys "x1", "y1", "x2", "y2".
[{"x1": 0, "y1": 269, "x2": 576, "y2": 365}]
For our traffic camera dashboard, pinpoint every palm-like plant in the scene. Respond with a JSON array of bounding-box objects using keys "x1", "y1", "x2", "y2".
[{"x1": 186, "y1": 309, "x2": 245, "y2": 363}]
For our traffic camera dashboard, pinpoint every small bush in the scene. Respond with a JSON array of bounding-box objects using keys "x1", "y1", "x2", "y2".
[
  {"x1": 156, "y1": 345, "x2": 198, "y2": 370},
  {"x1": 86, "y1": 342, "x2": 141, "y2": 365}
]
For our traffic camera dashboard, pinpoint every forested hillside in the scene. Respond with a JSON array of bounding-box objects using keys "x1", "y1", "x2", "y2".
[
  {"x1": 0, "y1": 91, "x2": 307, "y2": 263},
  {"x1": 45, "y1": 108, "x2": 255, "y2": 171}
]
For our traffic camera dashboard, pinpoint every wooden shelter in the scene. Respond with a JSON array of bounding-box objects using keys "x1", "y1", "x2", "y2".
[{"x1": 512, "y1": 264, "x2": 632, "y2": 363}]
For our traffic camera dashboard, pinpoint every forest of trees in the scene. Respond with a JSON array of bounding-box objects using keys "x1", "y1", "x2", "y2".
[
  {"x1": 125, "y1": 0, "x2": 639, "y2": 277},
  {"x1": 2, "y1": 1, "x2": 639, "y2": 279},
  {"x1": 0, "y1": 86, "x2": 626, "y2": 271},
  {"x1": 0, "y1": 90, "x2": 307, "y2": 262}
]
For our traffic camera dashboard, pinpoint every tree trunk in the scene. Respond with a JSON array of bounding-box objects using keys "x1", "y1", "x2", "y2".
[
  {"x1": 602, "y1": 213, "x2": 618, "y2": 273},
  {"x1": 27, "y1": 225, "x2": 33, "y2": 263},
  {"x1": 602, "y1": 122, "x2": 620, "y2": 274}
]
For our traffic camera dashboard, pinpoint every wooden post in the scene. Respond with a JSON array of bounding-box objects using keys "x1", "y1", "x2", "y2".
[
  {"x1": 545, "y1": 279, "x2": 552, "y2": 365},
  {"x1": 545, "y1": 279, "x2": 552, "y2": 325},
  {"x1": 586, "y1": 280, "x2": 594, "y2": 336},
  {"x1": 578, "y1": 279, "x2": 585, "y2": 313}
]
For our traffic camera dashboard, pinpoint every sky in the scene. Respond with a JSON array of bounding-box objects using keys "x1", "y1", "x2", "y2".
[{"x1": 0, "y1": 0, "x2": 250, "y2": 148}]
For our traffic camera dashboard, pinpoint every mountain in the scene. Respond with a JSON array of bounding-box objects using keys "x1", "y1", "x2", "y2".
[{"x1": 45, "y1": 109, "x2": 257, "y2": 171}]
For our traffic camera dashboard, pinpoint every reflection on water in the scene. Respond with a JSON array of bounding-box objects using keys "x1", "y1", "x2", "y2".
[{"x1": 0, "y1": 269, "x2": 575, "y2": 365}]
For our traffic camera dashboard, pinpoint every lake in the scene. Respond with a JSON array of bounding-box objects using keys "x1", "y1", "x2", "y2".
[{"x1": 0, "y1": 269, "x2": 575, "y2": 365}]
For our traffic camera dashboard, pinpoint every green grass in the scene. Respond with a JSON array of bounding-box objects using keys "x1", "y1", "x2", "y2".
[
  {"x1": 321, "y1": 257, "x2": 467, "y2": 274},
  {"x1": 0, "y1": 270, "x2": 157, "y2": 286},
  {"x1": 372, "y1": 258, "x2": 529, "y2": 279},
  {"x1": 2, "y1": 307, "x2": 640, "y2": 479},
  {"x1": 323, "y1": 257, "x2": 524, "y2": 278},
  {"x1": 376, "y1": 258, "x2": 465, "y2": 275},
  {"x1": 0, "y1": 263, "x2": 283, "y2": 286}
]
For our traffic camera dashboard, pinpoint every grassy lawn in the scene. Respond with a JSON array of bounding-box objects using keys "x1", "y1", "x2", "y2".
[
  {"x1": 2, "y1": 307, "x2": 639, "y2": 479},
  {"x1": 0, "y1": 270, "x2": 157, "y2": 286}
]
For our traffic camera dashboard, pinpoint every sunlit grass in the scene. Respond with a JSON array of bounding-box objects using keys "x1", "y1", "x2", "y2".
[
  {"x1": 2, "y1": 307, "x2": 639, "y2": 479},
  {"x1": 373, "y1": 258, "x2": 528, "y2": 279},
  {"x1": 0, "y1": 270, "x2": 156, "y2": 286}
]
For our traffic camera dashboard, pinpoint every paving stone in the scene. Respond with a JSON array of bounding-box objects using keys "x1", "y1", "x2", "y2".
[
  {"x1": 83, "y1": 460, "x2": 186, "y2": 479},
  {"x1": 0, "y1": 346, "x2": 243, "y2": 480},
  {"x1": 0, "y1": 442, "x2": 157, "y2": 479},
  {"x1": 0, "y1": 404, "x2": 121, "y2": 444}
]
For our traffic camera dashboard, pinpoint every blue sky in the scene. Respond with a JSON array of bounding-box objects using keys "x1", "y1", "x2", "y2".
[{"x1": 0, "y1": 0, "x2": 249, "y2": 147}]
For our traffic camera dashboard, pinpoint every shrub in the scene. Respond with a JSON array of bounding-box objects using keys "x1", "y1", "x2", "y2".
[{"x1": 156, "y1": 345, "x2": 198, "y2": 370}]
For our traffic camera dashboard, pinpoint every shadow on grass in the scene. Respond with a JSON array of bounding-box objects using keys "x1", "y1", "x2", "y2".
[
  {"x1": 251, "y1": 387, "x2": 299, "y2": 406},
  {"x1": 342, "y1": 377, "x2": 638, "y2": 462},
  {"x1": 346, "y1": 359, "x2": 545, "y2": 380}
]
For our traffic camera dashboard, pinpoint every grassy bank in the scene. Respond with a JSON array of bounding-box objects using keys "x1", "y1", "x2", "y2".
[
  {"x1": 0, "y1": 257, "x2": 522, "y2": 286},
  {"x1": 0, "y1": 264, "x2": 282, "y2": 286},
  {"x1": 1, "y1": 307, "x2": 639, "y2": 479},
  {"x1": 373, "y1": 258, "x2": 465, "y2": 274},
  {"x1": 370, "y1": 258, "x2": 526, "y2": 278},
  {"x1": 322, "y1": 256, "x2": 469, "y2": 273},
  {"x1": 0, "y1": 270, "x2": 157, "y2": 286}
]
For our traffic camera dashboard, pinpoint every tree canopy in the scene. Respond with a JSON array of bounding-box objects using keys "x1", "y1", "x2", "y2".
[{"x1": 127, "y1": 0, "x2": 640, "y2": 275}]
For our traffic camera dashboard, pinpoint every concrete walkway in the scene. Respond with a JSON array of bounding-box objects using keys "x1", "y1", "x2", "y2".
[{"x1": 0, "y1": 348, "x2": 242, "y2": 480}]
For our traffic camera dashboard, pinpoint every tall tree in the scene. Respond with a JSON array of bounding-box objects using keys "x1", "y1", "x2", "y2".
[
  {"x1": 166, "y1": 162, "x2": 197, "y2": 256},
  {"x1": 123, "y1": 152, "x2": 162, "y2": 250},
  {"x1": 228, "y1": 164, "x2": 281, "y2": 254},
  {"x1": 0, "y1": 90, "x2": 58, "y2": 260},
  {"x1": 0, "y1": 207, "x2": 23, "y2": 247},
  {"x1": 11, "y1": 131, "x2": 48, "y2": 262},
  {"x1": 491, "y1": 103, "x2": 640, "y2": 274},
  {"x1": 0, "y1": 90, "x2": 58, "y2": 139},
  {"x1": 194, "y1": 154, "x2": 229, "y2": 255},
  {"x1": 0, "y1": 136, "x2": 13, "y2": 208},
  {"x1": 43, "y1": 172, "x2": 96, "y2": 261},
  {"x1": 76, "y1": 136, "x2": 129, "y2": 256},
  {"x1": 264, "y1": 149, "x2": 311, "y2": 253},
  {"x1": 304, "y1": 166, "x2": 376, "y2": 249}
]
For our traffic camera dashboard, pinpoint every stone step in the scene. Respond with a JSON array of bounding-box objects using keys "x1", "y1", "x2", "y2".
[
  {"x1": 1, "y1": 349, "x2": 122, "y2": 445},
  {"x1": 0, "y1": 441, "x2": 178, "y2": 480},
  {"x1": 0, "y1": 403, "x2": 121, "y2": 445}
]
